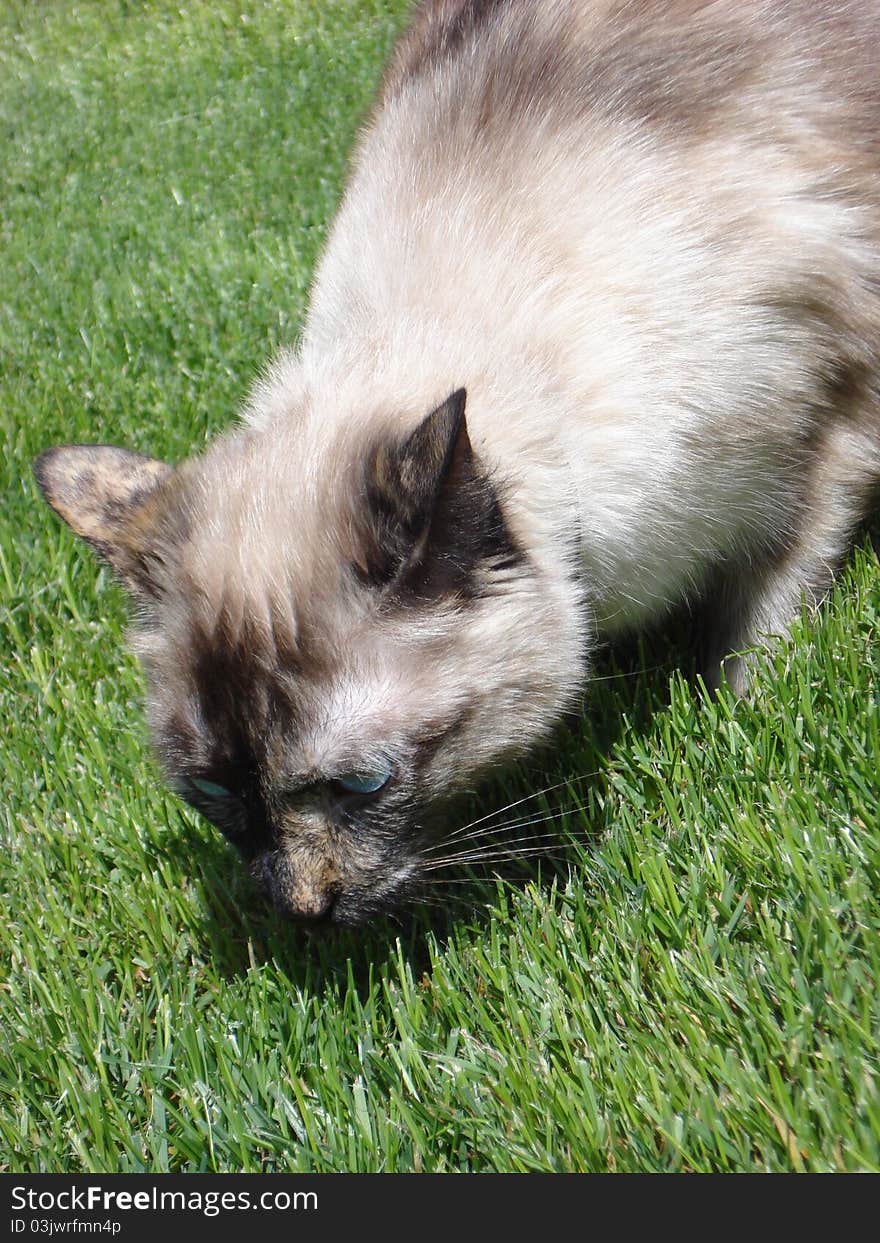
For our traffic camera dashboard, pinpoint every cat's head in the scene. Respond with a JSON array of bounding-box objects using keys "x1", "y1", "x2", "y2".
[{"x1": 35, "y1": 388, "x2": 581, "y2": 925}]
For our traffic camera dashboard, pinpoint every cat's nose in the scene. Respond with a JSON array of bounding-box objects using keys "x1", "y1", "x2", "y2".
[
  {"x1": 258, "y1": 850, "x2": 342, "y2": 924},
  {"x1": 286, "y1": 885, "x2": 339, "y2": 925}
]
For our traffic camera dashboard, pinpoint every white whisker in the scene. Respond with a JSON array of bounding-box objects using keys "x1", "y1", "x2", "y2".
[
  {"x1": 423, "y1": 848, "x2": 576, "y2": 879},
  {"x1": 420, "y1": 831, "x2": 582, "y2": 872},
  {"x1": 422, "y1": 805, "x2": 586, "y2": 859},
  {"x1": 442, "y1": 771, "x2": 600, "y2": 844}
]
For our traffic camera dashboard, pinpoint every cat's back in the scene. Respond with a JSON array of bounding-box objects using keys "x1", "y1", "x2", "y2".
[
  {"x1": 305, "y1": 0, "x2": 880, "y2": 394},
  {"x1": 319, "y1": 0, "x2": 880, "y2": 310},
  {"x1": 381, "y1": 0, "x2": 879, "y2": 159}
]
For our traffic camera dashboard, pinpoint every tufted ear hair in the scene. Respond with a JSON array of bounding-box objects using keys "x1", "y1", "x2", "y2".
[
  {"x1": 34, "y1": 444, "x2": 174, "y2": 596},
  {"x1": 360, "y1": 388, "x2": 521, "y2": 598}
]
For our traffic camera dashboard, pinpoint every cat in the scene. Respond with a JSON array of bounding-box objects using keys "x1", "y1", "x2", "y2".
[{"x1": 35, "y1": 0, "x2": 880, "y2": 926}]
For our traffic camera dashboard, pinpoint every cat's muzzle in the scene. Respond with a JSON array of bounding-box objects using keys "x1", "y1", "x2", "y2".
[{"x1": 252, "y1": 849, "x2": 343, "y2": 926}]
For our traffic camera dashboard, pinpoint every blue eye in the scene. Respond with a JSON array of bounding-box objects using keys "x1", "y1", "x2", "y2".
[
  {"x1": 334, "y1": 766, "x2": 393, "y2": 796},
  {"x1": 191, "y1": 777, "x2": 234, "y2": 800}
]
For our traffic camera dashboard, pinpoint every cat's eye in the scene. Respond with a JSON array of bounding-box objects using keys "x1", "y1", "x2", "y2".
[
  {"x1": 333, "y1": 766, "x2": 393, "y2": 796},
  {"x1": 190, "y1": 777, "x2": 234, "y2": 800}
]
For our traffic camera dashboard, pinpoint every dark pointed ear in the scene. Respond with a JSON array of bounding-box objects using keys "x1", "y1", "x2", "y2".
[
  {"x1": 371, "y1": 387, "x2": 469, "y2": 547},
  {"x1": 362, "y1": 388, "x2": 521, "y2": 597},
  {"x1": 34, "y1": 445, "x2": 174, "y2": 594}
]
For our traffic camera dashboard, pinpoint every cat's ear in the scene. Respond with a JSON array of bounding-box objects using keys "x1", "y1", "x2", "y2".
[
  {"x1": 34, "y1": 445, "x2": 174, "y2": 595},
  {"x1": 363, "y1": 388, "x2": 520, "y2": 596}
]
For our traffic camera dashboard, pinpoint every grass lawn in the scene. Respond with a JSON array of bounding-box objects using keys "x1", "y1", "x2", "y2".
[{"x1": 2, "y1": 0, "x2": 879, "y2": 1173}]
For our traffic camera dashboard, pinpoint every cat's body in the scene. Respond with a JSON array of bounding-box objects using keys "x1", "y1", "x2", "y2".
[{"x1": 36, "y1": 0, "x2": 880, "y2": 924}]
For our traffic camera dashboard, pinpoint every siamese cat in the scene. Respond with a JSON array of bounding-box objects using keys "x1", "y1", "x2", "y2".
[{"x1": 35, "y1": 0, "x2": 880, "y2": 925}]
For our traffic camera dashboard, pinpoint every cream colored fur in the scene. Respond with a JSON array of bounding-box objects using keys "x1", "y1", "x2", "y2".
[
  {"x1": 245, "y1": 0, "x2": 880, "y2": 688},
  {"x1": 36, "y1": 0, "x2": 880, "y2": 922}
]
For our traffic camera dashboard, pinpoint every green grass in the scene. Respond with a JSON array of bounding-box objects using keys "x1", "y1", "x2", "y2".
[{"x1": 2, "y1": 0, "x2": 879, "y2": 1173}]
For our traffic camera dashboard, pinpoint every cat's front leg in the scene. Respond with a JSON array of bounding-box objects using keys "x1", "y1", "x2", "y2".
[{"x1": 701, "y1": 419, "x2": 880, "y2": 695}]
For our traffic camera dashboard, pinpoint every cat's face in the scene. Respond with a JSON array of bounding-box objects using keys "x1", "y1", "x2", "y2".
[{"x1": 35, "y1": 389, "x2": 582, "y2": 924}]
